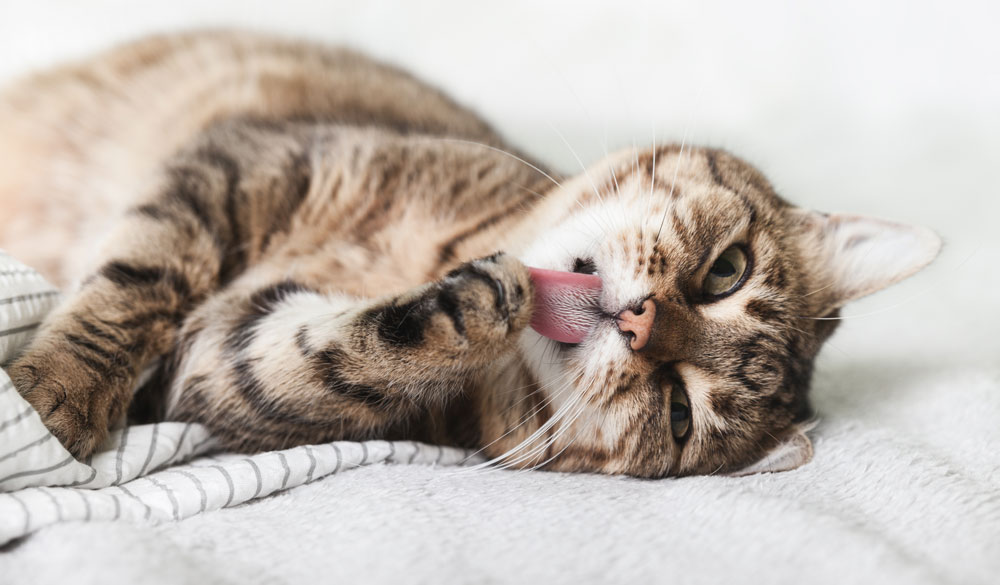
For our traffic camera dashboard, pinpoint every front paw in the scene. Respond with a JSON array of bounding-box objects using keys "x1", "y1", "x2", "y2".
[
  {"x1": 436, "y1": 252, "x2": 534, "y2": 350},
  {"x1": 8, "y1": 351, "x2": 131, "y2": 459},
  {"x1": 371, "y1": 253, "x2": 533, "y2": 362}
]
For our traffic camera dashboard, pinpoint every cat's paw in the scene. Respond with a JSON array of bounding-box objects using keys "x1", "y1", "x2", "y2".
[
  {"x1": 435, "y1": 252, "x2": 534, "y2": 351},
  {"x1": 372, "y1": 253, "x2": 533, "y2": 363},
  {"x1": 8, "y1": 350, "x2": 131, "y2": 459}
]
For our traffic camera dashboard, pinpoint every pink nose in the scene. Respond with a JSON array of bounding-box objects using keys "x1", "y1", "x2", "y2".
[{"x1": 617, "y1": 299, "x2": 656, "y2": 351}]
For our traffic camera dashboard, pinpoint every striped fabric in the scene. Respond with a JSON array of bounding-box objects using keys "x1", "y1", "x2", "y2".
[{"x1": 0, "y1": 251, "x2": 474, "y2": 545}]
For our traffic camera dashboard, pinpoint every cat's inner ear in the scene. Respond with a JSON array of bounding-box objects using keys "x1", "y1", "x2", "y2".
[
  {"x1": 796, "y1": 211, "x2": 942, "y2": 310},
  {"x1": 728, "y1": 427, "x2": 813, "y2": 476}
]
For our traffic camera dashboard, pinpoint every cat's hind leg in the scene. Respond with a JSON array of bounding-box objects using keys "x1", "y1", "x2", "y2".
[
  {"x1": 164, "y1": 253, "x2": 533, "y2": 452},
  {"x1": 6, "y1": 123, "x2": 313, "y2": 457}
]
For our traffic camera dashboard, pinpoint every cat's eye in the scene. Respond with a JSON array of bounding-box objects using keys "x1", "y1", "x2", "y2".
[
  {"x1": 703, "y1": 245, "x2": 749, "y2": 298},
  {"x1": 669, "y1": 387, "x2": 691, "y2": 440}
]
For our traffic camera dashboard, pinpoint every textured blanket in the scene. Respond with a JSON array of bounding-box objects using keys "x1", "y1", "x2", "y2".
[
  {"x1": 0, "y1": 252, "x2": 472, "y2": 546},
  {"x1": 1, "y1": 248, "x2": 999, "y2": 585}
]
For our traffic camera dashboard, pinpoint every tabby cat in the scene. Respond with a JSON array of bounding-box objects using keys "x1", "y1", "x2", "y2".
[{"x1": 0, "y1": 31, "x2": 940, "y2": 477}]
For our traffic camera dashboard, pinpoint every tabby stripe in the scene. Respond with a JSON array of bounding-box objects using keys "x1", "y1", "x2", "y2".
[
  {"x1": 372, "y1": 298, "x2": 427, "y2": 347},
  {"x1": 231, "y1": 358, "x2": 332, "y2": 427},
  {"x1": 99, "y1": 261, "x2": 192, "y2": 299},
  {"x1": 449, "y1": 264, "x2": 506, "y2": 316},
  {"x1": 436, "y1": 186, "x2": 543, "y2": 265},
  {"x1": 76, "y1": 318, "x2": 127, "y2": 346},
  {"x1": 313, "y1": 347, "x2": 392, "y2": 409},
  {"x1": 435, "y1": 287, "x2": 466, "y2": 338},
  {"x1": 705, "y1": 150, "x2": 727, "y2": 190},
  {"x1": 64, "y1": 333, "x2": 127, "y2": 367},
  {"x1": 226, "y1": 280, "x2": 310, "y2": 353},
  {"x1": 192, "y1": 146, "x2": 244, "y2": 281},
  {"x1": 98, "y1": 309, "x2": 182, "y2": 330},
  {"x1": 165, "y1": 166, "x2": 217, "y2": 233}
]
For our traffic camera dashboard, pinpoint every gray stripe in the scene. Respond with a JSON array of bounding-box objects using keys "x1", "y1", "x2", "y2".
[
  {"x1": 0, "y1": 268, "x2": 34, "y2": 277},
  {"x1": 77, "y1": 489, "x2": 92, "y2": 521},
  {"x1": 118, "y1": 484, "x2": 151, "y2": 521},
  {"x1": 212, "y1": 465, "x2": 236, "y2": 507},
  {"x1": 138, "y1": 424, "x2": 160, "y2": 476},
  {"x1": 175, "y1": 470, "x2": 208, "y2": 513},
  {"x1": 191, "y1": 434, "x2": 215, "y2": 455},
  {"x1": 0, "y1": 379, "x2": 13, "y2": 394},
  {"x1": 305, "y1": 446, "x2": 317, "y2": 482},
  {"x1": 245, "y1": 459, "x2": 263, "y2": 498},
  {"x1": 332, "y1": 444, "x2": 343, "y2": 473},
  {"x1": 110, "y1": 492, "x2": 122, "y2": 521},
  {"x1": 360, "y1": 442, "x2": 369, "y2": 465},
  {"x1": 6, "y1": 492, "x2": 31, "y2": 534},
  {"x1": 0, "y1": 433, "x2": 54, "y2": 464},
  {"x1": 408, "y1": 442, "x2": 419, "y2": 464},
  {"x1": 433, "y1": 445, "x2": 443, "y2": 465},
  {"x1": 277, "y1": 452, "x2": 291, "y2": 489},
  {"x1": 0, "y1": 405, "x2": 34, "y2": 433},
  {"x1": 147, "y1": 476, "x2": 180, "y2": 521},
  {"x1": 167, "y1": 424, "x2": 193, "y2": 465},
  {"x1": 0, "y1": 322, "x2": 41, "y2": 338},
  {"x1": 114, "y1": 426, "x2": 130, "y2": 484},
  {"x1": 0, "y1": 454, "x2": 74, "y2": 485},
  {"x1": 38, "y1": 487, "x2": 62, "y2": 521},
  {"x1": 66, "y1": 465, "x2": 98, "y2": 487},
  {"x1": 386, "y1": 441, "x2": 396, "y2": 463},
  {"x1": 0, "y1": 290, "x2": 60, "y2": 306}
]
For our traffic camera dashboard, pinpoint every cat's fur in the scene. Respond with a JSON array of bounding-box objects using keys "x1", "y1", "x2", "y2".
[{"x1": 0, "y1": 31, "x2": 940, "y2": 477}]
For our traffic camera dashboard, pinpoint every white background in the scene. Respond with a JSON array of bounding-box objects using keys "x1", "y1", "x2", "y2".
[{"x1": 0, "y1": 0, "x2": 997, "y2": 375}]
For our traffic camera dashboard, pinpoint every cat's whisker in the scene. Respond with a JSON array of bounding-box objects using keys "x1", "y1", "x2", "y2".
[
  {"x1": 475, "y1": 368, "x2": 586, "y2": 472},
  {"x1": 457, "y1": 369, "x2": 574, "y2": 466},
  {"x1": 654, "y1": 131, "x2": 689, "y2": 243},
  {"x1": 493, "y1": 363, "x2": 597, "y2": 470},
  {"x1": 492, "y1": 398, "x2": 585, "y2": 471},
  {"x1": 439, "y1": 138, "x2": 563, "y2": 190},
  {"x1": 547, "y1": 123, "x2": 611, "y2": 218},
  {"x1": 514, "y1": 387, "x2": 596, "y2": 471},
  {"x1": 455, "y1": 352, "x2": 581, "y2": 473},
  {"x1": 524, "y1": 386, "x2": 610, "y2": 473}
]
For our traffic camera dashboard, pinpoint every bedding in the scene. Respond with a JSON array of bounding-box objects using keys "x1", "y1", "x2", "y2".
[
  {"x1": 0, "y1": 249, "x2": 998, "y2": 585},
  {"x1": 0, "y1": 252, "x2": 471, "y2": 546}
]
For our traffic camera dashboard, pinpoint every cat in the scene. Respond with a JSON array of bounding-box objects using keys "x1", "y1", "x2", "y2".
[{"x1": 0, "y1": 31, "x2": 941, "y2": 478}]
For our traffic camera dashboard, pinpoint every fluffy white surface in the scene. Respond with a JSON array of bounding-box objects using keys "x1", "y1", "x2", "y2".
[{"x1": 1, "y1": 1, "x2": 998, "y2": 583}]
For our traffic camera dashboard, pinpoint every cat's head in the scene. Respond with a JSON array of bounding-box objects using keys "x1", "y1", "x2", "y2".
[{"x1": 507, "y1": 145, "x2": 940, "y2": 477}]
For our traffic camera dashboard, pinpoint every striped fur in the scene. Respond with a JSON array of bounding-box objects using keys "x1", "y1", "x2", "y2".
[{"x1": 0, "y1": 31, "x2": 939, "y2": 477}]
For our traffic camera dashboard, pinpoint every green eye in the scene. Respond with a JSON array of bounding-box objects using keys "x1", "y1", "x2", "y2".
[
  {"x1": 704, "y1": 245, "x2": 749, "y2": 297},
  {"x1": 670, "y1": 387, "x2": 691, "y2": 440}
]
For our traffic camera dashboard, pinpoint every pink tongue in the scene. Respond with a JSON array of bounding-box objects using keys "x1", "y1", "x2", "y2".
[{"x1": 528, "y1": 267, "x2": 603, "y2": 344}]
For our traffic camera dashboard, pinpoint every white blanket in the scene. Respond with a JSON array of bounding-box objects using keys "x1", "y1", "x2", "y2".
[
  {"x1": 0, "y1": 252, "x2": 472, "y2": 546},
  {"x1": 0, "y1": 250, "x2": 998, "y2": 585}
]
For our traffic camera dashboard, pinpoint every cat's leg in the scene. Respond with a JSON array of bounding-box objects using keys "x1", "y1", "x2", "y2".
[
  {"x1": 165, "y1": 253, "x2": 533, "y2": 452},
  {"x1": 6, "y1": 124, "x2": 312, "y2": 457}
]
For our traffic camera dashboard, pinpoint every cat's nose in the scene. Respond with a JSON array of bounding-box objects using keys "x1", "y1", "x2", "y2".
[{"x1": 616, "y1": 299, "x2": 656, "y2": 351}]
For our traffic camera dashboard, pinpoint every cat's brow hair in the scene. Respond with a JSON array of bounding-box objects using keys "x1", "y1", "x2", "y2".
[{"x1": 0, "y1": 30, "x2": 838, "y2": 477}]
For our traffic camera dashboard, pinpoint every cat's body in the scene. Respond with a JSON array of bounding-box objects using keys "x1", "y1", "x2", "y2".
[{"x1": 0, "y1": 31, "x2": 940, "y2": 477}]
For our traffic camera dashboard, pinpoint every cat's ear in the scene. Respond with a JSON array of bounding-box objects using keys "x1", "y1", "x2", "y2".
[
  {"x1": 728, "y1": 427, "x2": 813, "y2": 476},
  {"x1": 795, "y1": 211, "x2": 942, "y2": 309}
]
